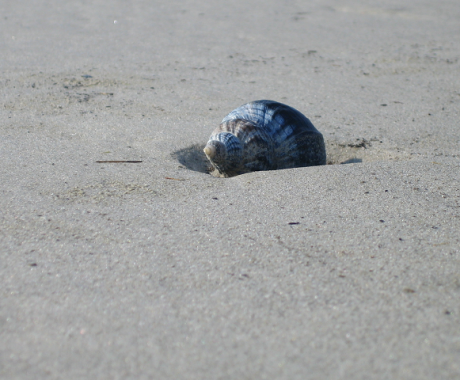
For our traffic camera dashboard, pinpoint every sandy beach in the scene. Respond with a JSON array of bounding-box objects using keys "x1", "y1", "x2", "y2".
[{"x1": 1, "y1": 0, "x2": 459, "y2": 378}]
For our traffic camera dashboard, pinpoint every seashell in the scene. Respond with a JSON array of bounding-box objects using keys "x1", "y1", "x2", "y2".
[{"x1": 203, "y1": 100, "x2": 326, "y2": 177}]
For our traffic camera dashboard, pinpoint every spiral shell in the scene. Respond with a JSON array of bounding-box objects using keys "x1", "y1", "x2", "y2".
[{"x1": 203, "y1": 100, "x2": 326, "y2": 176}]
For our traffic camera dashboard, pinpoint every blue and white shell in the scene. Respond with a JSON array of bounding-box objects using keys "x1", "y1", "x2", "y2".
[{"x1": 203, "y1": 100, "x2": 326, "y2": 176}]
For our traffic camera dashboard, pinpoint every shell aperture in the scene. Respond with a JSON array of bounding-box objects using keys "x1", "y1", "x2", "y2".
[{"x1": 204, "y1": 100, "x2": 326, "y2": 176}]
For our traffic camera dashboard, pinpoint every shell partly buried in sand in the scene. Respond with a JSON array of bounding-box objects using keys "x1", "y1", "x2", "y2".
[{"x1": 204, "y1": 100, "x2": 326, "y2": 177}]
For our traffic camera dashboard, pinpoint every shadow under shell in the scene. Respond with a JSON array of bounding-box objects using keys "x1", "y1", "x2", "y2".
[{"x1": 172, "y1": 144, "x2": 211, "y2": 174}]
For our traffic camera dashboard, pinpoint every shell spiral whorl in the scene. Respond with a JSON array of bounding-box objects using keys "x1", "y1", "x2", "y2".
[
  {"x1": 204, "y1": 100, "x2": 326, "y2": 177},
  {"x1": 203, "y1": 132, "x2": 243, "y2": 174}
]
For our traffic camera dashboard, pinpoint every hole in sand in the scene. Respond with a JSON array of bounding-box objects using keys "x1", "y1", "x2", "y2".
[
  {"x1": 173, "y1": 139, "x2": 406, "y2": 176},
  {"x1": 172, "y1": 144, "x2": 212, "y2": 174}
]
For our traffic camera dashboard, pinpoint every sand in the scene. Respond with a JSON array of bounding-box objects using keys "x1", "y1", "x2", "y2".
[{"x1": 1, "y1": 0, "x2": 460, "y2": 378}]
